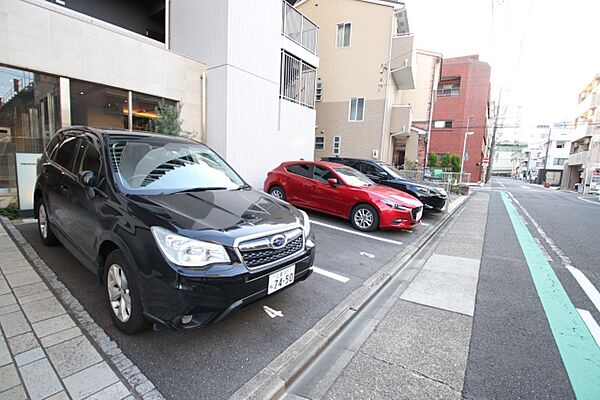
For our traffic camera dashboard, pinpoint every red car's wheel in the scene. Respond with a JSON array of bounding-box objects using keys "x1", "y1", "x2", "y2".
[
  {"x1": 269, "y1": 185, "x2": 286, "y2": 201},
  {"x1": 350, "y1": 204, "x2": 379, "y2": 232}
]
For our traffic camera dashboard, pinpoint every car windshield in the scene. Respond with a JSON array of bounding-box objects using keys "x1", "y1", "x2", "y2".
[
  {"x1": 379, "y1": 163, "x2": 406, "y2": 179},
  {"x1": 333, "y1": 167, "x2": 374, "y2": 187},
  {"x1": 108, "y1": 137, "x2": 246, "y2": 195}
]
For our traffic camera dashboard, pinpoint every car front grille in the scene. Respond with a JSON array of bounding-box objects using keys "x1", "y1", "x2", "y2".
[
  {"x1": 238, "y1": 229, "x2": 304, "y2": 269},
  {"x1": 411, "y1": 206, "x2": 423, "y2": 221}
]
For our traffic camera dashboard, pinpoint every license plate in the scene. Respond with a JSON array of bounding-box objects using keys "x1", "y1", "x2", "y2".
[
  {"x1": 268, "y1": 265, "x2": 295, "y2": 295},
  {"x1": 415, "y1": 210, "x2": 423, "y2": 221}
]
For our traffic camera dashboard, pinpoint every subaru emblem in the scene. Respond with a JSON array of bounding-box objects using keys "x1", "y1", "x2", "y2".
[{"x1": 271, "y1": 234, "x2": 287, "y2": 249}]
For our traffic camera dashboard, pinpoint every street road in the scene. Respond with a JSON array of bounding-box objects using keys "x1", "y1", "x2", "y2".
[
  {"x1": 16, "y1": 208, "x2": 445, "y2": 399},
  {"x1": 465, "y1": 178, "x2": 600, "y2": 399}
]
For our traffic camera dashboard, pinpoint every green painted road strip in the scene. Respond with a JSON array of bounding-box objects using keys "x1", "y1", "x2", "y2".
[{"x1": 501, "y1": 191, "x2": 600, "y2": 398}]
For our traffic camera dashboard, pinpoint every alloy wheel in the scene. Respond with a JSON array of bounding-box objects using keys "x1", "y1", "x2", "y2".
[
  {"x1": 38, "y1": 204, "x2": 48, "y2": 239},
  {"x1": 107, "y1": 264, "x2": 132, "y2": 323},
  {"x1": 271, "y1": 189, "x2": 283, "y2": 199},
  {"x1": 354, "y1": 208, "x2": 374, "y2": 229}
]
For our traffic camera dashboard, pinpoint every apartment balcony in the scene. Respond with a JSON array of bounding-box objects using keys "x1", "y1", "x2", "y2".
[
  {"x1": 390, "y1": 104, "x2": 413, "y2": 136},
  {"x1": 577, "y1": 92, "x2": 598, "y2": 117},
  {"x1": 281, "y1": 1, "x2": 319, "y2": 68},
  {"x1": 573, "y1": 122, "x2": 596, "y2": 142},
  {"x1": 569, "y1": 150, "x2": 589, "y2": 166},
  {"x1": 390, "y1": 34, "x2": 416, "y2": 90}
]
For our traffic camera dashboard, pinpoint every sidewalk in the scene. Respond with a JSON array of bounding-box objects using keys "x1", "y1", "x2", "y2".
[
  {"x1": 318, "y1": 192, "x2": 489, "y2": 399},
  {"x1": 0, "y1": 220, "x2": 142, "y2": 400}
]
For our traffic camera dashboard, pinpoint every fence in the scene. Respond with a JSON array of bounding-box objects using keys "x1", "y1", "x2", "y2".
[{"x1": 400, "y1": 170, "x2": 471, "y2": 193}]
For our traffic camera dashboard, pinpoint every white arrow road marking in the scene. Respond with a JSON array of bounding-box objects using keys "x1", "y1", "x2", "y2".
[
  {"x1": 263, "y1": 305, "x2": 283, "y2": 318},
  {"x1": 578, "y1": 309, "x2": 600, "y2": 348},
  {"x1": 359, "y1": 252, "x2": 375, "y2": 259},
  {"x1": 312, "y1": 266, "x2": 350, "y2": 283}
]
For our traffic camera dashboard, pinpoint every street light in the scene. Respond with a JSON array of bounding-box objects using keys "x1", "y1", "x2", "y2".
[{"x1": 461, "y1": 131, "x2": 474, "y2": 183}]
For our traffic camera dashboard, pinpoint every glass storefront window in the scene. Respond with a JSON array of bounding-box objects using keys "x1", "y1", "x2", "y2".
[
  {"x1": 0, "y1": 66, "x2": 60, "y2": 191},
  {"x1": 132, "y1": 93, "x2": 176, "y2": 131},
  {"x1": 70, "y1": 81, "x2": 129, "y2": 129}
]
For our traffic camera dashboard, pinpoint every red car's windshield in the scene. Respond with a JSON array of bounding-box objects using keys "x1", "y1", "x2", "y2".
[{"x1": 333, "y1": 167, "x2": 374, "y2": 187}]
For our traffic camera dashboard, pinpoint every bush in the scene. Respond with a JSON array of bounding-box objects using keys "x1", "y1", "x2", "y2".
[
  {"x1": 428, "y1": 153, "x2": 439, "y2": 168},
  {"x1": 0, "y1": 204, "x2": 19, "y2": 220},
  {"x1": 441, "y1": 153, "x2": 452, "y2": 170},
  {"x1": 404, "y1": 160, "x2": 416, "y2": 170},
  {"x1": 152, "y1": 100, "x2": 183, "y2": 136},
  {"x1": 450, "y1": 154, "x2": 461, "y2": 172}
]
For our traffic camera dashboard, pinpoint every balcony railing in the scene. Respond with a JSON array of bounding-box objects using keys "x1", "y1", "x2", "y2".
[
  {"x1": 280, "y1": 52, "x2": 316, "y2": 109},
  {"x1": 282, "y1": 1, "x2": 318, "y2": 55},
  {"x1": 569, "y1": 150, "x2": 589, "y2": 166}
]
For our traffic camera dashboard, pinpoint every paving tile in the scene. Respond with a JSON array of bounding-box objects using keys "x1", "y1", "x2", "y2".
[
  {"x1": 8, "y1": 332, "x2": 39, "y2": 355},
  {"x1": 63, "y1": 362, "x2": 118, "y2": 400},
  {"x1": 41, "y1": 327, "x2": 82, "y2": 349},
  {"x1": 0, "y1": 364, "x2": 20, "y2": 392},
  {"x1": 4, "y1": 270, "x2": 41, "y2": 289},
  {"x1": 32, "y1": 314, "x2": 76, "y2": 338},
  {"x1": 0, "y1": 311, "x2": 30, "y2": 338},
  {"x1": 14, "y1": 346, "x2": 45, "y2": 366},
  {"x1": 85, "y1": 381, "x2": 130, "y2": 400},
  {"x1": 0, "y1": 279, "x2": 9, "y2": 295},
  {"x1": 0, "y1": 293, "x2": 16, "y2": 308},
  {"x1": 12, "y1": 282, "x2": 47, "y2": 298},
  {"x1": 19, "y1": 358, "x2": 63, "y2": 400},
  {"x1": 47, "y1": 335, "x2": 102, "y2": 378},
  {"x1": 45, "y1": 391, "x2": 70, "y2": 400},
  {"x1": 0, "y1": 264, "x2": 31, "y2": 276},
  {"x1": 0, "y1": 384, "x2": 28, "y2": 400},
  {"x1": 16, "y1": 290, "x2": 53, "y2": 305},
  {"x1": 0, "y1": 337, "x2": 10, "y2": 367},
  {"x1": 21, "y1": 297, "x2": 65, "y2": 324},
  {"x1": 0, "y1": 304, "x2": 20, "y2": 316}
]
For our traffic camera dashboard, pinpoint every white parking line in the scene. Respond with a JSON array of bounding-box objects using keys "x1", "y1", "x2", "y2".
[
  {"x1": 310, "y1": 220, "x2": 403, "y2": 246},
  {"x1": 578, "y1": 196, "x2": 600, "y2": 206},
  {"x1": 567, "y1": 265, "x2": 600, "y2": 314},
  {"x1": 577, "y1": 309, "x2": 600, "y2": 348},
  {"x1": 312, "y1": 266, "x2": 350, "y2": 283}
]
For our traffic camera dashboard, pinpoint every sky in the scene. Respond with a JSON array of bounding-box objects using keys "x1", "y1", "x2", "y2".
[{"x1": 404, "y1": 0, "x2": 600, "y2": 143}]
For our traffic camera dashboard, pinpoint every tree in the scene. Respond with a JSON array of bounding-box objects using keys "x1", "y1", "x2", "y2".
[
  {"x1": 152, "y1": 100, "x2": 183, "y2": 136},
  {"x1": 428, "y1": 153, "x2": 439, "y2": 168},
  {"x1": 441, "y1": 153, "x2": 452, "y2": 170},
  {"x1": 450, "y1": 154, "x2": 461, "y2": 172}
]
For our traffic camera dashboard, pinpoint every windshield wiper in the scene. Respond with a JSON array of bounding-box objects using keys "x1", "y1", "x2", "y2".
[
  {"x1": 233, "y1": 184, "x2": 252, "y2": 190},
  {"x1": 168, "y1": 186, "x2": 228, "y2": 194}
]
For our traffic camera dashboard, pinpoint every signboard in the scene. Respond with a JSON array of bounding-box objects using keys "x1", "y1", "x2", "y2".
[
  {"x1": 590, "y1": 170, "x2": 600, "y2": 194},
  {"x1": 482, "y1": 157, "x2": 490, "y2": 164},
  {"x1": 15, "y1": 153, "x2": 41, "y2": 212}
]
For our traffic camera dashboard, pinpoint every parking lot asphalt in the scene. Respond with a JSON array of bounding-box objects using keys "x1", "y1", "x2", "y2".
[{"x1": 15, "y1": 210, "x2": 445, "y2": 399}]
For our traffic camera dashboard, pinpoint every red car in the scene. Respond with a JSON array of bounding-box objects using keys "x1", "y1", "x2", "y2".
[{"x1": 264, "y1": 161, "x2": 424, "y2": 232}]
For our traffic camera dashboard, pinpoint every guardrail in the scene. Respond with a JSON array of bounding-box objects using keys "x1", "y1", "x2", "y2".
[
  {"x1": 282, "y1": 1, "x2": 318, "y2": 55},
  {"x1": 399, "y1": 170, "x2": 472, "y2": 193}
]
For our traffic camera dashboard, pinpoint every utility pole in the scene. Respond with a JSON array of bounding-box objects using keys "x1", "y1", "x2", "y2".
[
  {"x1": 485, "y1": 91, "x2": 503, "y2": 183},
  {"x1": 542, "y1": 126, "x2": 552, "y2": 185}
]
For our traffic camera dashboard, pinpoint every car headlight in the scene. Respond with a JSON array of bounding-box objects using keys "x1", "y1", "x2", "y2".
[
  {"x1": 438, "y1": 188, "x2": 447, "y2": 196},
  {"x1": 417, "y1": 187, "x2": 429, "y2": 194},
  {"x1": 151, "y1": 226, "x2": 230, "y2": 267},
  {"x1": 382, "y1": 199, "x2": 409, "y2": 210},
  {"x1": 299, "y1": 209, "x2": 311, "y2": 236}
]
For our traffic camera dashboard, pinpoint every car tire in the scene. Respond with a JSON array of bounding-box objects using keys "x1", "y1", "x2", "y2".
[
  {"x1": 269, "y1": 185, "x2": 286, "y2": 201},
  {"x1": 104, "y1": 250, "x2": 150, "y2": 335},
  {"x1": 350, "y1": 204, "x2": 379, "y2": 232},
  {"x1": 37, "y1": 200, "x2": 59, "y2": 246}
]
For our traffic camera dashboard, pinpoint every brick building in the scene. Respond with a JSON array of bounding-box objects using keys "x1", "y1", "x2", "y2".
[{"x1": 429, "y1": 55, "x2": 491, "y2": 182}]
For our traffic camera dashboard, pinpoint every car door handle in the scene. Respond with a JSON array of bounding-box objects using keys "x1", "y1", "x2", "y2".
[{"x1": 60, "y1": 184, "x2": 69, "y2": 194}]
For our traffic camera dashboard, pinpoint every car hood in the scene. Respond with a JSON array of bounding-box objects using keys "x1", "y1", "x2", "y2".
[
  {"x1": 366, "y1": 185, "x2": 423, "y2": 208},
  {"x1": 393, "y1": 176, "x2": 443, "y2": 192},
  {"x1": 126, "y1": 188, "x2": 303, "y2": 242}
]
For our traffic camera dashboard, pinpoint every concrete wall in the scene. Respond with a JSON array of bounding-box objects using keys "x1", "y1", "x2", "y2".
[
  {"x1": 0, "y1": 0, "x2": 205, "y2": 136},
  {"x1": 170, "y1": 0, "x2": 317, "y2": 187}
]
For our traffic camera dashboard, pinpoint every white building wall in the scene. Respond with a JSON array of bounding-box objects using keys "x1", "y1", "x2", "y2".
[
  {"x1": 1, "y1": 0, "x2": 205, "y2": 135},
  {"x1": 170, "y1": 0, "x2": 318, "y2": 188}
]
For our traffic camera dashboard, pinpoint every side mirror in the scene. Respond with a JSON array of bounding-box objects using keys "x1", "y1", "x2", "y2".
[
  {"x1": 79, "y1": 170, "x2": 96, "y2": 200},
  {"x1": 327, "y1": 178, "x2": 339, "y2": 187},
  {"x1": 376, "y1": 171, "x2": 389, "y2": 178}
]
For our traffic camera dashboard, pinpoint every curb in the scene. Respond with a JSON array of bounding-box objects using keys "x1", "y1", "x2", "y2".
[
  {"x1": 0, "y1": 216, "x2": 165, "y2": 400},
  {"x1": 229, "y1": 195, "x2": 472, "y2": 400}
]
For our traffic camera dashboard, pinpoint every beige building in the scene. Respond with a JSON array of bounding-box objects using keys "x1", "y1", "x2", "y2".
[{"x1": 297, "y1": 0, "x2": 440, "y2": 168}]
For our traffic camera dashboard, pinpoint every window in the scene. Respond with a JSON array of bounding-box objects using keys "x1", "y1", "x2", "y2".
[
  {"x1": 433, "y1": 120, "x2": 453, "y2": 128},
  {"x1": 349, "y1": 98, "x2": 365, "y2": 122},
  {"x1": 556, "y1": 142, "x2": 565, "y2": 149},
  {"x1": 553, "y1": 158, "x2": 568, "y2": 166},
  {"x1": 313, "y1": 165, "x2": 335, "y2": 183},
  {"x1": 316, "y1": 80, "x2": 323, "y2": 102},
  {"x1": 359, "y1": 162, "x2": 380, "y2": 177},
  {"x1": 333, "y1": 136, "x2": 341, "y2": 155},
  {"x1": 54, "y1": 137, "x2": 79, "y2": 171},
  {"x1": 336, "y1": 23, "x2": 351, "y2": 48},
  {"x1": 77, "y1": 139, "x2": 106, "y2": 190},
  {"x1": 315, "y1": 137, "x2": 325, "y2": 150},
  {"x1": 436, "y1": 78, "x2": 460, "y2": 97},
  {"x1": 285, "y1": 163, "x2": 313, "y2": 178},
  {"x1": 280, "y1": 52, "x2": 317, "y2": 109}
]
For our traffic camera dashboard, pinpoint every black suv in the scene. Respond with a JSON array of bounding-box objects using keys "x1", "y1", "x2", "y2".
[
  {"x1": 35, "y1": 127, "x2": 315, "y2": 334},
  {"x1": 321, "y1": 157, "x2": 448, "y2": 212}
]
